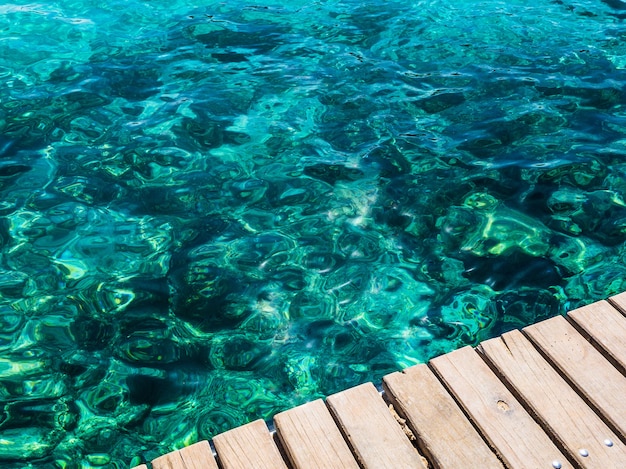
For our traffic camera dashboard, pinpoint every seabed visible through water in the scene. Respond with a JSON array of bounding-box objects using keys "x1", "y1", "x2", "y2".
[{"x1": 2, "y1": 0, "x2": 626, "y2": 467}]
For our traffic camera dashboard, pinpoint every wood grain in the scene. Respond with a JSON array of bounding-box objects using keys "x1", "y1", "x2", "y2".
[
  {"x1": 480, "y1": 329, "x2": 626, "y2": 468},
  {"x1": 212, "y1": 419, "x2": 287, "y2": 469},
  {"x1": 569, "y1": 299, "x2": 626, "y2": 373},
  {"x1": 524, "y1": 314, "x2": 626, "y2": 441},
  {"x1": 607, "y1": 291, "x2": 626, "y2": 316},
  {"x1": 274, "y1": 399, "x2": 359, "y2": 469},
  {"x1": 152, "y1": 441, "x2": 218, "y2": 469},
  {"x1": 326, "y1": 382, "x2": 426, "y2": 469},
  {"x1": 430, "y1": 346, "x2": 573, "y2": 469},
  {"x1": 383, "y1": 364, "x2": 503, "y2": 469}
]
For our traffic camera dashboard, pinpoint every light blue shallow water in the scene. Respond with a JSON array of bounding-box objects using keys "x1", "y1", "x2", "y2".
[{"x1": 2, "y1": 0, "x2": 626, "y2": 466}]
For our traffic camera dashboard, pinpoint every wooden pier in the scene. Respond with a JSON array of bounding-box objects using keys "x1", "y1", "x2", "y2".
[{"x1": 132, "y1": 292, "x2": 626, "y2": 468}]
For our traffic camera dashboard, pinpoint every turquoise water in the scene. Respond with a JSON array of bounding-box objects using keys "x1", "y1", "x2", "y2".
[{"x1": 2, "y1": 0, "x2": 626, "y2": 466}]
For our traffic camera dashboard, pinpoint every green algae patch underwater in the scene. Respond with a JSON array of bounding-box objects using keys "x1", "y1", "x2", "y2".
[{"x1": 2, "y1": 0, "x2": 626, "y2": 466}]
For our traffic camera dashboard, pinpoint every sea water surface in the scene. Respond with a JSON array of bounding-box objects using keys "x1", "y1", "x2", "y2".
[{"x1": 2, "y1": 0, "x2": 626, "y2": 466}]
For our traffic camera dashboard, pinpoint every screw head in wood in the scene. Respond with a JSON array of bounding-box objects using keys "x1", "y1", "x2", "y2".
[
  {"x1": 551, "y1": 460, "x2": 562, "y2": 469},
  {"x1": 604, "y1": 439, "x2": 614, "y2": 447},
  {"x1": 579, "y1": 448, "x2": 589, "y2": 457}
]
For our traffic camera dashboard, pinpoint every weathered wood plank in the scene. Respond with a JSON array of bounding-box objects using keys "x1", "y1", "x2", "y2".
[
  {"x1": 607, "y1": 291, "x2": 626, "y2": 316},
  {"x1": 152, "y1": 441, "x2": 218, "y2": 469},
  {"x1": 430, "y1": 346, "x2": 573, "y2": 469},
  {"x1": 326, "y1": 382, "x2": 426, "y2": 469},
  {"x1": 274, "y1": 398, "x2": 359, "y2": 469},
  {"x1": 480, "y1": 329, "x2": 626, "y2": 468},
  {"x1": 524, "y1": 315, "x2": 626, "y2": 441},
  {"x1": 131, "y1": 465, "x2": 148, "y2": 469},
  {"x1": 383, "y1": 364, "x2": 503, "y2": 469},
  {"x1": 212, "y1": 419, "x2": 287, "y2": 469},
  {"x1": 152, "y1": 452, "x2": 183, "y2": 469},
  {"x1": 569, "y1": 299, "x2": 626, "y2": 373}
]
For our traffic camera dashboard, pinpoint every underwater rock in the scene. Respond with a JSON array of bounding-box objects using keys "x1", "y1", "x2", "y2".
[
  {"x1": 494, "y1": 288, "x2": 562, "y2": 335},
  {"x1": 545, "y1": 189, "x2": 626, "y2": 245},
  {"x1": 438, "y1": 285, "x2": 498, "y2": 343},
  {"x1": 546, "y1": 233, "x2": 600, "y2": 276},
  {"x1": 566, "y1": 262, "x2": 626, "y2": 300},
  {"x1": 547, "y1": 187, "x2": 586, "y2": 214},
  {"x1": 438, "y1": 193, "x2": 552, "y2": 258},
  {"x1": 581, "y1": 190, "x2": 626, "y2": 245}
]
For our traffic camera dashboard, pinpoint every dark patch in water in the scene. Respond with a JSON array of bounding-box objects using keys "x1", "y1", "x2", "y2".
[
  {"x1": 212, "y1": 52, "x2": 248, "y2": 63},
  {"x1": 463, "y1": 251, "x2": 563, "y2": 291},
  {"x1": 192, "y1": 28, "x2": 285, "y2": 53},
  {"x1": 602, "y1": 0, "x2": 626, "y2": 10},
  {"x1": 126, "y1": 375, "x2": 173, "y2": 406},
  {"x1": 71, "y1": 318, "x2": 115, "y2": 352},
  {"x1": 303, "y1": 163, "x2": 364, "y2": 184},
  {"x1": 0, "y1": 163, "x2": 30, "y2": 178},
  {"x1": 416, "y1": 91, "x2": 466, "y2": 114}
]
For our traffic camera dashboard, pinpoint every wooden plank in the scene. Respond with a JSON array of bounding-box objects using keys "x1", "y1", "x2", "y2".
[
  {"x1": 152, "y1": 441, "x2": 218, "y2": 469},
  {"x1": 524, "y1": 315, "x2": 626, "y2": 441},
  {"x1": 607, "y1": 291, "x2": 626, "y2": 316},
  {"x1": 131, "y1": 466, "x2": 148, "y2": 469},
  {"x1": 274, "y1": 399, "x2": 360, "y2": 469},
  {"x1": 326, "y1": 382, "x2": 426, "y2": 469},
  {"x1": 152, "y1": 451, "x2": 186, "y2": 469},
  {"x1": 430, "y1": 346, "x2": 573, "y2": 469},
  {"x1": 569, "y1": 299, "x2": 626, "y2": 373},
  {"x1": 212, "y1": 419, "x2": 287, "y2": 469},
  {"x1": 480, "y1": 330, "x2": 626, "y2": 468},
  {"x1": 383, "y1": 364, "x2": 503, "y2": 469}
]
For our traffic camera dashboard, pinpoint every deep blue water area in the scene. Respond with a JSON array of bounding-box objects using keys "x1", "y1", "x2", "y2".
[{"x1": 3, "y1": 0, "x2": 626, "y2": 466}]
